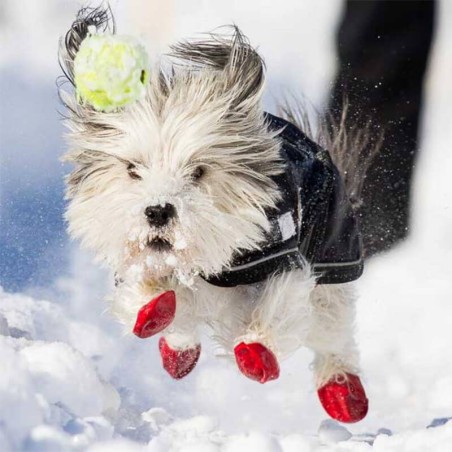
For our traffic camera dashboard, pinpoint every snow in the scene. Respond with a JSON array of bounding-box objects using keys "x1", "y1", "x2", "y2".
[
  {"x1": 164, "y1": 255, "x2": 178, "y2": 267},
  {"x1": 318, "y1": 420, "x2": 352, "y2": 443},
  {"x1": 0, "y1": 289, "x2": 119, "y2": 450},
  {"x1": 2, "y1": 240, "x2": 452, "y2": 449},
  {"x1": 1, "y1": 0, "x2": 452, "y2": 450}
]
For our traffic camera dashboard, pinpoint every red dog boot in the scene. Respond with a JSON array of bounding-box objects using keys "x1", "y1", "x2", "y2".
[
  {"x1": 159, "y1": 337, "x2": 201, "y2": 379},
  {"x1": 133, "y1": 291, "x2": 176, "y2": 339},
  {"x1": 234, "y1": 342, "x2": 280, "y2": 384},
  {"x1": 317, "y1": 373, "x2": 369, "y2": 423}
]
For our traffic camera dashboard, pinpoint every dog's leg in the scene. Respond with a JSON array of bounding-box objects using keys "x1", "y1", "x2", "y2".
[
  {"x1": 213, "y1": 268, "x2": 317, "y2": 384},
  {"x1": 109, "y1": 278, "x2": 176, "y2": 338},
  {"x1": 306, "y1": 283, "x2": 368, "y2": 423},
  {"x1": 159, "y1": 285, "x2": 201, "y2": 380},
  {"x1": 111, "y1": 278, "x2": 201, "y2": 379},
  {"x1": 110, "y1": 274, "x2": 180, "y2": 343}
]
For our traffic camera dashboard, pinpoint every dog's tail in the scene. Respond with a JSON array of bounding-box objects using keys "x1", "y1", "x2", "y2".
[{"x1": 279, "y1": 98, "x2": 382, "y2": 211}]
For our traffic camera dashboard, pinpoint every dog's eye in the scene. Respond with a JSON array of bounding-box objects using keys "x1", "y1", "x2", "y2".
[
  {"x1": 191, "y1": 166, "x2": 205, "y2": 182},
  {"x1": 127, "y1": 162, "x2": 141, "y2": 180}
]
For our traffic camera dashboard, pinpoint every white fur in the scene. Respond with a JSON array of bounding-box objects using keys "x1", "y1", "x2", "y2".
[
  {"x1": 109, "y1": 266, "x2": 360, "y2": 386},
  {"x1": 307, "y1": 283, "x2": 360, "y2": 386},
  {"x1": 62, "y1": 24, "x2": 362, "y2": 388},
  {"x1": 64, "y1": 69, "x2": 283, "y2": 280}
]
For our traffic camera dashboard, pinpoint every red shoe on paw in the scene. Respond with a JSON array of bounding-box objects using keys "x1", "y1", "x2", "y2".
[
  {"x1": 159, "y1": 337, "x2": 201, "y2": 379},
  {"x1": 133, "y1": 291, "x2": 176, "y2": 339},
  {"x1": 317, "y1": 373, "x2": 369, "y2": 423},
  {"x1": 234, "y1": 342, "x2": 280, "y2": 384}
]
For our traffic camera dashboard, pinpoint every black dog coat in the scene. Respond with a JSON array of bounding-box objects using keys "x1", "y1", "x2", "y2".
[{"x1": 203, "y1": 113, "x2": 364, "y2": 287}]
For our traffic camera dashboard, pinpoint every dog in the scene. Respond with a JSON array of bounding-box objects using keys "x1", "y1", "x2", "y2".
[{"x1": 59, "y1": 6, "x2": 369, "y2": 423}]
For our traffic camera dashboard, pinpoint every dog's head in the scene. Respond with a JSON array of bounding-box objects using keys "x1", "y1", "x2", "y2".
[{"x1": 59, "y1": 7, "x2": 284, "y2": 283}]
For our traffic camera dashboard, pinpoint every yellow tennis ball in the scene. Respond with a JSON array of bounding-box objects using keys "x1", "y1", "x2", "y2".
[{"x1": 74, "y1": 34, "x2": 149, "y2": 112}]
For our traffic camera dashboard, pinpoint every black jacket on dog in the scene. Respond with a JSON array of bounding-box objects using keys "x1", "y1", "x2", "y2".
[{"x1": 203, "y1": 113, "x2": 364, "y2": 287}]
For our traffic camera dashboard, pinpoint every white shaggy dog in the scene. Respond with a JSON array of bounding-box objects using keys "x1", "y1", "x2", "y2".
[{"x1": 59, "y1": 7, "x2": 370, "y2": 423}]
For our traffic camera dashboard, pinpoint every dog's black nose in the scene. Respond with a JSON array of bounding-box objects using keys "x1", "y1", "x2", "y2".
[{"x1": 145, "y1": 203, "x2": 176, "y2": 227}]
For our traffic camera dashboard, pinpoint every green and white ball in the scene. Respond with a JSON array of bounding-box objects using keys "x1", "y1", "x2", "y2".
[{"x1": 74, "y1": 34, "x2": 150, "y2": 112}]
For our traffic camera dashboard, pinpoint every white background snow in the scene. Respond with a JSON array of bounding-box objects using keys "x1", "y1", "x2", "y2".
[{"x1": 1, "y1": 0, "x2": 452, "y2": 450}]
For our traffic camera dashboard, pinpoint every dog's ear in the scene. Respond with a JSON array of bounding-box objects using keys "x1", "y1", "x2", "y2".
[
  {"x1": 65, "y1": 150, "x2": 121, "y2": 199},
  {"x1": 58, "y1": 7, "x2": 120, "y2": 140},
  {"x1": 170, "y1": 26, "x2": 265, "y2": 109},
  {"x1": 59, "y1": 6, "x2": 115, "y2": 86}
]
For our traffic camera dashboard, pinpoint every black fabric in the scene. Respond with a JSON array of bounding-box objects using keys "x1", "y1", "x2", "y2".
[
  {"x1": 203, "y1": 113, "x2": 363, "y2": 288},
  {"x1": 329, "y1": 0, "x2": 435, "y2": 256}
]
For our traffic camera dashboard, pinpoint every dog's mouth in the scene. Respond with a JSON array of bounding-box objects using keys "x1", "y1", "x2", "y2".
[{"x1": 147, "y1": 237, "x2": 173, "y2": 252}]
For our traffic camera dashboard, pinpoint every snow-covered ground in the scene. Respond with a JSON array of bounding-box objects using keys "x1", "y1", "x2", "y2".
[{"x1": 1, "y1": 0, "x2": 452, "y2": 450}]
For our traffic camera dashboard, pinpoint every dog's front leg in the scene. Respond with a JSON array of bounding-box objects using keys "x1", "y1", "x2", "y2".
[
  {"x1": 109, "y1": 277, "x2": 175, "y2": 334},
  {"x1": 159, "y1": 285, "x2": 201, "y2": 380},
  {"x1": 306, "y1": 283, "x2": 368, "y2": 423},
  {"x1": 110, "y1": 277, "x2": 201, "y2": 379}
]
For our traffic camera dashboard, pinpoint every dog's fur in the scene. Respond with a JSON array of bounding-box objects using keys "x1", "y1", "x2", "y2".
[{"x1": 59, "y1": 7, "x2": 364, "y2": 386}]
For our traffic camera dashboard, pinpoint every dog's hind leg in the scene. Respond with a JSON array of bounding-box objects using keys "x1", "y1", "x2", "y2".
[
  {"x1": 229, "y1": 268, "x2": 317, "y2": 383},
  {"x1": 306, "y1": 283, "x2": 368, "y2": 423}
]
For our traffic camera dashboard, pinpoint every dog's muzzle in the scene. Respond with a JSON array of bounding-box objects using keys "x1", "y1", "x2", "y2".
[
  {"x1": 147, "y1": 237, "x2": 173, "y2": 252},
  {"x1": 145, "y1": 203, "x2": 176, "y2": 228}
]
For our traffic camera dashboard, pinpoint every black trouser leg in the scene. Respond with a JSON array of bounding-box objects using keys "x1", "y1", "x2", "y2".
[{"x1": 329, "y1": 0, "x2": 435, "y2": 257}]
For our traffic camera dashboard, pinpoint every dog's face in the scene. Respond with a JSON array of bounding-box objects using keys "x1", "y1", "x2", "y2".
[{"x1": 61, "y1": 24, "x2": 283, "y2": 283}]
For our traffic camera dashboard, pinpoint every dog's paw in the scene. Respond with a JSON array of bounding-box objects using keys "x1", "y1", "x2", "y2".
[
  {"x1": 317, "y1": 373, "x2": 369, "y2": 423},
  {"x1": 159, "y1": 337, "x2": 201, "y2": 379},
  {"x1": 234, "y1": 342, "x2": 280, "y2": 384},
  {"x1": 133, "y1": 291, "x2": 176, "y2": 339}
]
